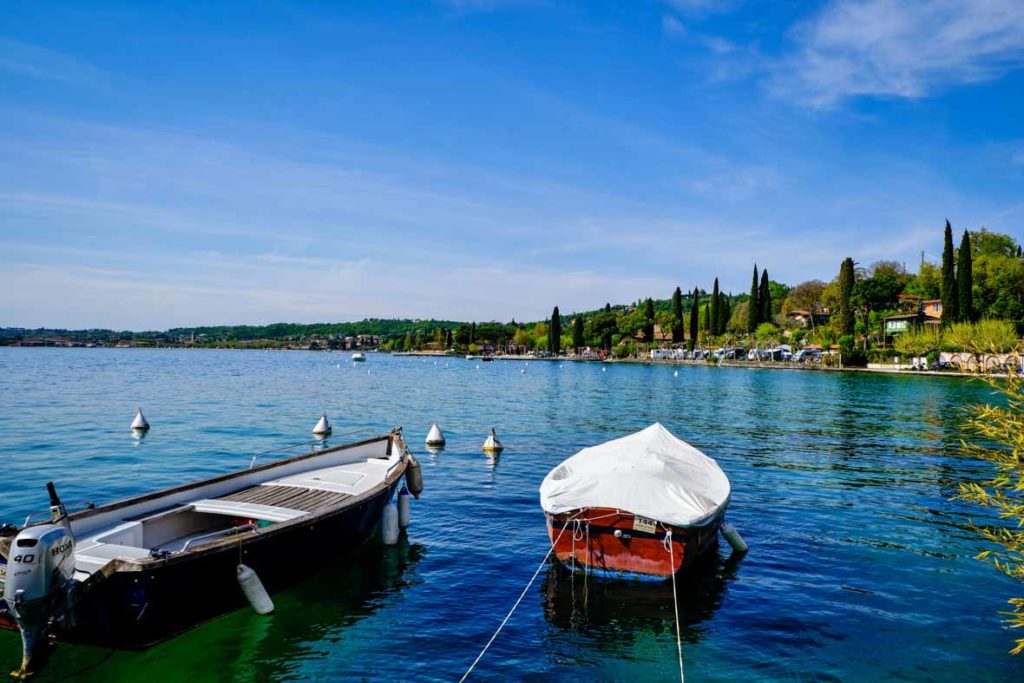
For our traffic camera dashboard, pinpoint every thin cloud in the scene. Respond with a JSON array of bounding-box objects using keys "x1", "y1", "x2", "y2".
[
  {"x1": 0, "y1": 38, "x2": 111, "y2": 87},
  {"x1": 772, "y1": 0, "x2": 1024, "y2": 107}
]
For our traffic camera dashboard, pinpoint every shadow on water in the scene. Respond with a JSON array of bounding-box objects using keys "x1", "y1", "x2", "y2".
[
  {"x1": 540, "y1": 548, "x2": 742, "y2": 645},
  {"x1": 0, "y1": 536, "x2": 425, "y2": 682}
]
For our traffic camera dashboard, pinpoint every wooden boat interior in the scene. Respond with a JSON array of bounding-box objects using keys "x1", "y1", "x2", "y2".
[{"x1": 65, "y1": 433, "x2": 403, "y2": 578}]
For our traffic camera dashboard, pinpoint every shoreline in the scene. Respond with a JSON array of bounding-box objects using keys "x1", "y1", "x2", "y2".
[{"x1": 2, "y1": 346, "x2": 1003, "y2": 379}]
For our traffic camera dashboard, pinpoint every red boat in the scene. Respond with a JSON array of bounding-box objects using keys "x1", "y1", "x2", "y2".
[{"x1": 540, "y1": 424, "x2": 740, "y2": 581}]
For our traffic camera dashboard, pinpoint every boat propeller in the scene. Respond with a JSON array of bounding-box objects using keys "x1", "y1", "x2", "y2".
[{"x1": 3, "y1": 483, "x2": 77, "y2": 678}]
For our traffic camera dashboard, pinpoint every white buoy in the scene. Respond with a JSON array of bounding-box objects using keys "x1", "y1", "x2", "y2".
[
  {"x1": 674, "y1": 370, "x2": 679, "y2": 377},
  {"x1": 131, "y1": 408, "x2": 150, "y2": 431},
  {"x1": 425, "y1": 422, "x2": 446, "y2": 447},
  {"x1": 482, "y1": 428, "x2": 504, "y2": 453},
  {"x1": 397, "y1": 485, "x2": 411, "y2": 528},
  {"x1": 236, "y1": 564, "x2": 274, "y2": 614},
  {"x1": 602, "y1": 366, "x2": 607, "y2": 372},
  {"x1": 722, "y1": 522, "x2": 748, "y2": 553},
  {"x1": 382, "y1": 503, "x2": 399, "y2": 545},
  {"x1": 312, "y1": 414, "x2": 332, "y2": 436}
]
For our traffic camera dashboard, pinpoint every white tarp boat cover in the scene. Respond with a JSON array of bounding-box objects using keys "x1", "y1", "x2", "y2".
[{"x1": 539, "y1": 423, "x2": 731, "y2": 527}]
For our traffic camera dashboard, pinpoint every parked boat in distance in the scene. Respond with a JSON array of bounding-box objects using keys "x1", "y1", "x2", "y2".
[
  {"x1": 539, "y1": 423, "x2": 732, "y2": 581},
  {"x1": 0, "y1": 429, "x2": 420, "y2": 677},
  {"x1": 352, "y1": 352, "x2": 366, "y2": 362}
]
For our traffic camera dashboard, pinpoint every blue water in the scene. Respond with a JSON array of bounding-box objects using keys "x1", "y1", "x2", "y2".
[{"x1": 0, "y1": 348, "x2": 1021, "y2": 681}]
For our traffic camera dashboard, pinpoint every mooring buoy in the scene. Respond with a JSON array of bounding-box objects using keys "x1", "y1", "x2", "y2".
[
  {"x1": 131, "y1": 408, "x2": 150, "y2": 432},
  {"x1": 425, "y1": 422, "x2": 446, "y2": 447},
  {"x1": 482, "y1": 428, "x2": 504, "y2": 453},
  {"x1": 312, "y1": 414, "x2": 332, "y2": 436}
]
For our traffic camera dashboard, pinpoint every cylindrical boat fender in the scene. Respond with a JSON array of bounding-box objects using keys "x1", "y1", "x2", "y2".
[
  {"x1": 382, "y1": 503, "x2": 400, "y2": 545},
  {"x1": 236, "y1": 564, "x2": 274, "y2": 615},
  {"x1": 397, "y1": 485, "x2": 411, "y2": 528},
  {"x1": 405, "y1": 454, "x2": 424, "y2": 499},
  {"x1": 721, "y1": 522, "x2": 748, "y2": 553}
]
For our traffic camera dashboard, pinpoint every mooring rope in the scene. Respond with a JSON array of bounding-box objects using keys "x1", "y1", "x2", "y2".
[
  {"x1": 460, "y1": 519, "x2": 572, "y2": 682},
  {"x1": 665, "y1": 529, "x2": 685, "y2": 683}
]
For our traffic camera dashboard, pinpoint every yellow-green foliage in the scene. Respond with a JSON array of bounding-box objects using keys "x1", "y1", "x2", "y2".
[{"x1": 957, "y1": 369, "x2": 1024, "y2": 654}]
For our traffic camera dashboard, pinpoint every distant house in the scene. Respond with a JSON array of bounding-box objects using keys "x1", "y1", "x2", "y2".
[
  {"x1": 883, "y1": 298, "x2": 941, "y2": 342},
  {"x1": 633, "y1": 325, "x2": 676, "y2": 344},
  {"x1": 786, "y1": 310, "x2": 829, "y2": 328}
]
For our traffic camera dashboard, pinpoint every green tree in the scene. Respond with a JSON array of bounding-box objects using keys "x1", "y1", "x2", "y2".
[
  {"x1": 470, "y1": 321, "x2": 477, "y2": 344},
  {"x1": 688, "y1": 288, "x2": 699, "y2": 352},
  {"x1": 759, "y1": 270, "x2": 772, "y2": 324},
  {"x1": 710, "y1": 278, "x2": 720, "y2": 335},
  {"x1": 642, "y1": 298, "x2": 655, "y2": 344},
  {"x1": 513, "y1": 327, "x2": 533, "y2": 350},
  {"x1": 597, "y1": 303, "x2": 615, "y2": 351},
  {"x1": 572, "y1": 316, "x2": 584, "y2": 352},
  {"x1": 838, "y1": 257, "x2": 855, "y2": 336},
  {"x1": 702, "y1": 303, "x2": 711, "y2": 336},
  {"x1": 671, "y1": 287, "x2": 684, "y2": 343},
  {"x1": 955, "y1": 366, "x2": 1024, "y2": 654},
  {"x1": 941, "y1": 220, "x2": 959, "y2": 324},
  {"x1": 549, "y1": 306, "x2": 561, "y2": 355},
  {"x1": 958, "y1": 230, "x2": 974, "y2": 323},
  {"x1": 748, "y1": 265, "x2": 761, "y2": 333},
  {"x1": 717, "y1": 293, "x2": 731, "y2": 334}
]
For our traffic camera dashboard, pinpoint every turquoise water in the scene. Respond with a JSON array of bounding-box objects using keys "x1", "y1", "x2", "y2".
[{"x1": 0, "y1": 348, "x2": 1022, "y2": 681}]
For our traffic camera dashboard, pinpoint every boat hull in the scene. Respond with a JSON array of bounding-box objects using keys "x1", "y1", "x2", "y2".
[
  {"x1": 546, "y1": 508, "x2": 723, "y2": 581},
  {"x1": 1, "y1": 480, "x2": 398, "y2": 648}
]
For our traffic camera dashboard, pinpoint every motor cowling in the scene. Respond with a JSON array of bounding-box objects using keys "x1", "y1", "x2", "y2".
[
  {"x1": 4, "y1": 483, "x2": 77, "y2": 677},
  {"x1": 4, "y1": 523, "x2": 75, "y2": 608}
]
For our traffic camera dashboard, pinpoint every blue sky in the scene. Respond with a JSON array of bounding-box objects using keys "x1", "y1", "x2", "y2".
[{"x1": 1, "y1": 0, "x2": 1022, "y2": 329}]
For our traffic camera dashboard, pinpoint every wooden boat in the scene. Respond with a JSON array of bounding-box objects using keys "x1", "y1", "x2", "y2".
[
  {"x1": 539, "y1": 423, "x2": 734, "y2": 581},
  {"x1": 0, "y1": 428, "x2": 421, "y2": 676}
]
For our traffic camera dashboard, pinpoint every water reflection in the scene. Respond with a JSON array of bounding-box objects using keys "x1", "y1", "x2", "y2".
[
  {"x1": 541, "y1": 550, "x2": 741, "y2": 643},
  {"x1": 7, "y1": 537, "x2": 426, "y2": 681}
]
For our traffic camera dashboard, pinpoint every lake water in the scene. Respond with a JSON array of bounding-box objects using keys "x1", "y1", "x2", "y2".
[{"x1": 0, "y1": 348, "x2": 1022, "y2": 681}]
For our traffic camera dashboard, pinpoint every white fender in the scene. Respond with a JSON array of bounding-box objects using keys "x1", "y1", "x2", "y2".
[{"x1": 236, "y1": 564, "x2": 274, "y2": 615}]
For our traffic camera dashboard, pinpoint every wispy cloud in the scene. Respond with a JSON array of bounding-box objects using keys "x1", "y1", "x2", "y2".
[
  {"x1": 664, "y1": 0, "x2": 739, "y2": 17},
  {"x1": 662, "y1": 14, "x2": 687, "y2": 38},
  {"x1": 772, "y1": 0, "x2": 1024, "y2": 107},
  {"x1": 0, "y1": 38, "x2": 111, "y2": 87}
]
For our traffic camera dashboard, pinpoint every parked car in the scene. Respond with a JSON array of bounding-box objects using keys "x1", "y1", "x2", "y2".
[
  {"x1": 929, "y1": 360, "x2": 959, "y2": 371},
  {"x1": 794, "y1": 349, "x2": 822, "y2": 363}
]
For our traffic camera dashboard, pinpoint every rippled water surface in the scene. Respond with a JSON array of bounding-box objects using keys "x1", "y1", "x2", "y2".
[{"x1": 1, "y1": 348, "x2": 1022, "y2": 681}]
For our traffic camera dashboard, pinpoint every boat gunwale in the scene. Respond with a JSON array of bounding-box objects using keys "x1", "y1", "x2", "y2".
[
  {"x1": 101, "y1": 456, "x2": 407, "y2": 572},
  {"x1": 58, "y1": 429, "x2": 400, "y2": 527}
]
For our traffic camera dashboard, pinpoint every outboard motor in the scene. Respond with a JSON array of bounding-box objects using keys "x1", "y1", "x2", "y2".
[{"x1": 3, "y1": 483, "x2": 76, "y2": 678}]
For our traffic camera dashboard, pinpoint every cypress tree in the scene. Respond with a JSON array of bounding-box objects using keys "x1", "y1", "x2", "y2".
[
  {"x1": 549, "y1": 306, "x2": 561, "y2": 355},
  {"x1": 572, "y1": 316, "x2": 584, "y2": 352},
  {"x1": 718, "y1": 293, "x2": 731, "y2": 333},
  {"x1": 688, "y1": 288, "x2": 699, "y2": 351},
  {"x1": 710, "y1": 278, "x2": 720, "y2": 335},
  {"x1": 941, "y1": 220, "x2": 958, "y2": 325},
  {"x1": 602, "y1": 303, "x2": 613, "y2": 351},
  {"x1": 958, "y1": 230, "x2": 973, "y2": 322},
  {"x1": 470, "y1": 321, "x2": 476, "y2": 344},
  {"x1": 748, "y1": 265, "x2": 760, "y2": 333},
  {"x1": 702, "y1": 303, "x2": 711, "y2": 335},
  {"x1": 838, "y1": 257, "x2": 855, "y2": 336},
  {"x1": 759, "y1": 270, "x2": 772, "y2": 324},
  {"x1": 643, "y1": 298, "x2": 655, "y2": 344},
  {"x1": 671, "y1": 287, "x2": 684, "y2": 343}
]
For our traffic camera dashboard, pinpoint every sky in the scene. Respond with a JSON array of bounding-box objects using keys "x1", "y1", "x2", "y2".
[{"x1": 1, "y1": 0, "x2": 1023, "y2": 329}]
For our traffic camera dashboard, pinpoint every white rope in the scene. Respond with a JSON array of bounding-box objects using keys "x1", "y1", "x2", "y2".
[
  {"x1": 666, "y1": 530, "x2": 685, "y2": 683},
  {"x1": 460, "y1": 520, "x2": 571, "y2": 682}
]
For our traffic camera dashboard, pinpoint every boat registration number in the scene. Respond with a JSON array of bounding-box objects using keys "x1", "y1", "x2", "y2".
[{"x1": 633, "y1": 516, "x2": 657, "y2": 534}]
